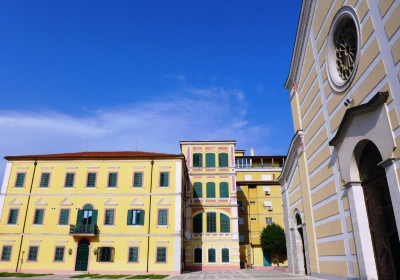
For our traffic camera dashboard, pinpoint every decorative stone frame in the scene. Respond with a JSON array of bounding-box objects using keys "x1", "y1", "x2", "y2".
[{"x1": 326, "y1": 6, "x2": 361, "y2": 92}]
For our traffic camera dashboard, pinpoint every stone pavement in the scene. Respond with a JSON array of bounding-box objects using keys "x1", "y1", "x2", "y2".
[{"x1": 0, "y1": 270, "x2": 319, "y2": 280}]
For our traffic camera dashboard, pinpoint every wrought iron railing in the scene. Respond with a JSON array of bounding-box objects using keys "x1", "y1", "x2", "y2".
[{"x1": 69, "y1": 224, "x2": 99, "y2": 234}]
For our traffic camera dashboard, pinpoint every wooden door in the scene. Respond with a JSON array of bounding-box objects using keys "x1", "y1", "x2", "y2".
[{"x1": 75, "y1": 243, "x2": 89, "y2": 271}]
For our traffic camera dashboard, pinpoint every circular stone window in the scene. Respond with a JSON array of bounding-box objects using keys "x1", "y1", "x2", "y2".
[{"x1": 326, "y1": 6, "x2": 361, "y2": 92}]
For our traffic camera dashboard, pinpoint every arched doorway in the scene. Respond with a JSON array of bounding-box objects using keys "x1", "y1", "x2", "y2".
[
  {"x1": 75, "y1": 239, "x2": 90, "y2": 271},
  {"x1": 358, "y1": 141, "x2": 400, "y2": 279},
  {"x1": 295, "y1": 213, "x2": 307, "y2": 275}
]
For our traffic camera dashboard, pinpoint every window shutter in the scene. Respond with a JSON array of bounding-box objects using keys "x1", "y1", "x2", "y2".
[
  {"x1": 92, "y1": 210, "x2": 98, "y2": 225},
  {"x1": 96, "y1": 248, "x2": 101, "y2": 262},
  {"x1": 208, "y1": 248, "x2": 216, "y2": 262},
  {"x1": 59, "y1": 209, "x2": 69, "y2": 225},
  {"x1": 220, "y1": 213, "x2": 230, "y2": 233},
  {"x1": 87, "y1": 173, "x2": 96, "y2": 187},
  {"x1": 207, "y1": 212, "x2": 216, "y2": 232},
  {"x1": 15, "y1": 173, "x2": 25, "y2": 187},
  {"x1": 108, "y1": 173, "x2": 117, "y2": 187},
  {"x1": 160, "y1": 172, "x2": 169, "y2": 187},
  {"x1": 193, "y1": 182, "x2": 202, "y2": 198},
  {"x1": 218, "y1": 153, "x2": 228, "y2": 167},
  {"x1": 139, "y1": 210, "x2": 145, "y2": 225},
  {"x1": 134, "y1": 173, "x2": 143, "y2": 187},
  {"x1": 12, "y1": 209, "x2": 18, "y2": 224},
  {"x1": 65, "y1": 173, "x2": 74, "y2": 188},
  {"x1": 111, "y1": 247, "x2": 115, "y2": 262},
  {"x1": 219, "y1": 182, "x2": 229, "y2": 198},
  {"x1": 222, "y1": 248, "x2": 229, "y2": 263},
  {"x1": 40, "y1": 173, "x2": 50, "y2": 187},
  {"x1": 206, "y1": 153, "x2": 215, "y2": 167},
  {"x1": 127, "y1": 210, "x2": 133, "y2": 225},
  {"x1": 76, "y1": 210, "x2": 83, "y2": 228},
  {"x1": 34, "y1": 209, "x2": 43, "y2": 224},
  {"x1": 193, "y1": 153, "x2": 203, "y2": 167},
  {"x1": 194, "y1": 248, "x2": 202, "y2": 263},
  {"x1": 38, "y1": 209, "x2": 43, "y2": 224},
  {"x1": 206, "y1": 182, "x2": 215, "y2": 198}
]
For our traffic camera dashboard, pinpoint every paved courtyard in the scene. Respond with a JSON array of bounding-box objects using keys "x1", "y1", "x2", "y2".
[{"x1": 0, "y1": 270, "x2": 318, "y2": 280}]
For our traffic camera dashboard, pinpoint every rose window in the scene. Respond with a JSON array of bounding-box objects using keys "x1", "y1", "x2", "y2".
[{"x1": 335, "y1": 20, "x2": 357, "y2": 81}]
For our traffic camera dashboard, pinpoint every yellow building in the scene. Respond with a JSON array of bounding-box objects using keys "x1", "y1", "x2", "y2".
[
  {"x1": 0, "y1": 151, "x2": 187, "y2": 274},
  {"x1": 180, "y1": 141, "x2": 240, "y2": 271},
  {"x1": 234, "y1": 149, "x2": 286, "y2": 270}
]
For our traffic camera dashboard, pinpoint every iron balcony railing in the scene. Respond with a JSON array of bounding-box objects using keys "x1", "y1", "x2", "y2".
[
  {"x1": 69, "y1": 224, "x2": 99, "y2": 235},
  {"x1": 235, "y1": 164, "x2": 284, "y2": 169}
]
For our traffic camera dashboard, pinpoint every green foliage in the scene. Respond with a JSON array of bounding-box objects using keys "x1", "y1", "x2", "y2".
[
  {"x1": 0, "y1": 272, "x2": 52, "y2": 278},
  {"x1": 90, "y1": 275, "x2": 129, "y2": 279},
  {"x1": 126, "y1": 275, "x2": 168, "y2": 279},
  {"x1": 260, "y1": 223, "x2": 286, "y2": 252},
  {"x1": 70, "y1": 275, "x2": 98, "y2": 279}
]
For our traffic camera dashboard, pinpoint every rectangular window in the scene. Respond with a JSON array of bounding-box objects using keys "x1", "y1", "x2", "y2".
[
  {"x1": 39, "y1": 173, "x2": 50, "y2": 188},
  {"x1": 206, "y1": 212, "x2": 216, "y2": 233},
  {"x1": 221, "y1": 248, "x2": 229, "y2": 263},
  {"x1": 97, "y1": 247, "x2": 114, "y2": 262},
  {"x1": 128, "y1": 247, "x2": 139, "y2": 262},
  {"x1": 15, "y1": 173, "x2": 26, "y2": 188},
  {"x1": 33, "y1": 209, "x2": 44, "y2": 225},
  {"x1": 205, "y1": 153, "x2": 215, "y2": 167},
  {"x1": 59, "y1": 209, "x2": 70, "y2": 225},
  {"x1": 218, "y1": 153, "x2": 228, "y2": 167},
  {"x1": 108, "y1": 173, "x2": 117, "y2": 188},
  {"x1": 64, "y1": 173, "x2": 75, "y2": 188},
  {"x1": 239, "y1": 235, "x2": 244, "y2": 242},
  {"x1": 156, "y1": 247, "x2": 166, "y2": 262},
  {"x1": 194, "y1": 248, "x2": 202, "y2": 263},
  {"x1": 238, "y1": 201, "x2": 243, "y2": 208},
  {"x1": 104, "y1": 209, "x2": 115, "y2": 225},
  {"x1": 193, "y1": 153, "x2": 203, "y2": 167},
  {"x1": 133, "y1": 172, "x2": 143, "y2": 187},
  {"x1": 208, "y1": 248, "x2": 216, "y2": 263},
  {"x1": 7, "y1": 209, "x2": 18, "y2": 225},
  {"x1": 193, "y1": 182, "x2": 202, "y2": 198},
  {"x1": 158, "y1": 209, "x2": 168, "y2": 226},
  {"x1": 266, "y1": 217, "x2": 273, "y2": 224},
  {"x1": 238, "y1": 218, "x2": 244, "y2": 225},
  {"x1": 127, "y1": 210, "x2": 145, "y2": 225},
  {"x1": 159, "y1": 172, "x2": 169, "y2": 187},
  {"x1": 219, "y1": 182, "x2": 229, "y2": 198},
  {"x1": 54, "y1": 247, "x2": 64, "y2": 262},
  {"x1": 27, "y1": 246, "x2": 38, "y2": 261},
  {"x1": 1, "y1": 246, "x2": 12, "y2": 261},
  {"x1": 86, "y1": 173, "x2": 97, "y2": 187}
]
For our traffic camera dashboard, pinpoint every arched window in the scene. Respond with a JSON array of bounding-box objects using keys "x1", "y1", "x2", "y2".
[
  {"x1": 221, "y1": 248, "x2": 229, "y2": 263},
  {"x1": 220, "y1": 213, "x2": 230, "y2": 233},
  {"x1": 206, "y1": 153, "x2": 215, "y2": 167},
  {"x1": 206, "y1": 182, "x2": 216, "y2": 198},
  {"x1": 193, "y1": 182, "x2": 202, "y2": 198},
  {"x1": 218, "y1": 153, "x2": 228, "y2": 167},
  {"x1": 219, "y1": 182, "x2": 229, "y2": 198},
  {"x1": 208, "y1": 248, "x2": 216, "y2": 263},
  {"x1": 193, "y1": 153, "x2": 203, "y2": 167},
  {"x1": 193, "y1": 213, "x2": 203, "y2": 233},
  {"x1": 194, "y1": 248, "x2": 202, "y2": 263}
]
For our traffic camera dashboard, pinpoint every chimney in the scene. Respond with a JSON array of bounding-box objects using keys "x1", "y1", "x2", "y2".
[{"x1": 250, "y1": 148, "x2": 254, "y2": 156}]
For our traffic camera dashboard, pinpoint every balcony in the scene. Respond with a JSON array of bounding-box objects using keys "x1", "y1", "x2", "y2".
[{"x1": 69, "y1": 224, "x2": 99, "y2": 235}]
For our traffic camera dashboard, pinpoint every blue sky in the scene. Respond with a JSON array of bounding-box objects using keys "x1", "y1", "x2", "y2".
[{"x1": 0, "y1": 1, "x2": 301, "y2": 178}]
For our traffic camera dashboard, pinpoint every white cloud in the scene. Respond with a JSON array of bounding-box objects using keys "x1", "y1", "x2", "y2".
[{"x1": 0, "y1": 85, "x2": 273, "y2": 183}]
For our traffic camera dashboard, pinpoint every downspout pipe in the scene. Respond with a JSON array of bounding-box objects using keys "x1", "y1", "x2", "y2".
[
  {"x1": 146, "y1": 160, "x2": 154, "y2": 273},
  {"x1": 16, "y1": 160, "x2": 37, "y2": 272}
]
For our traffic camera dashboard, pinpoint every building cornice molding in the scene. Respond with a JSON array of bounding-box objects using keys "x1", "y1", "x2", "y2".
[{"x1": 284, "y1": 0, "x2": 317, "y2": 91}]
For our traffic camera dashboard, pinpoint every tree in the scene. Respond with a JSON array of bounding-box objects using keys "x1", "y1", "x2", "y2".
[{"x1": 260, "y1": 223, "x2": 286, "y2": 266}]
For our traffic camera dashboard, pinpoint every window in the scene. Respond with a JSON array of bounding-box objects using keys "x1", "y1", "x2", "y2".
[
  {"x1": 239, "y1": 235, "x2": 244, "y2": 242},
  {"x1": 266, "y1": 217, "x2": 273, "y2": 224},
  {"x1": 39, "y1": 173, "x2": 50, "y2": 188},
  {"x1": 86, "y1": 173, "x2": 96, "y2": 187},
  {"x1": 218, "y1": 153, "x2": 228, "y2": 167},
  {"x1": 108, "y1": 173, "x2": 117, "y2": 188},
  {"x1": 28, "y1": 246, "x2": 38, "y2": 261},
  {"x1": 133, "y1": 172, "x2": 143, "y2": 187},
  {"x1": 220, "y1": 213, "x2": 230, "y2": 233},
  {"x1": 235, "y1": 158, "x2": 251, "y2": 168},
  {"x1": 64, "y1": 173, "x2": 75, "y2": 188},
  {"x1": 193, "y1": 182, "x2": 202, "y2": 198},
  {"x1": 59, "y1": 209, "x2": 70, "y2": 225},
  {"x1": 7, "y1": 209, "x2": 18, "y2": 225},
  {"x1": 158, "y1": 209, "x2": 168, "y2": 226},
  {"x1": 219, "y1": 182, "x2": 229, "y2": 198},
  {"x1": 33, "y1": 209, "x2": 44, "y2": 225},
  {"x1": 251, "y1": 217, "x2": 257, "y2": 221},
  {"x1": 54, "y1": 247, "x2": 64, "y2": 262},
  {"x1": 128, "y1": 247, "x2": 139, "y2": 262},
  {"x1": 262, "y1": 175, "x2": 272, "y2": 181},
  {"x1": 206, "y1": 182, "x2": 215, "y2": 198},
  {"x1": 156, "y1": 247, "x2": 166, "y2": 262},
  {"x1": 206, "y1": 212, "x2": 216, "y2": 233},
  {"x1": 1, "y1": 246, "x2": 12, "y2": 261},
  {"x1": 15, "y1": 173, "x2": 26, "y2": 188},
  {"x1": 205, "y1": 153, "x2": 215, "y2": 167},
  {"x1": 239, "y1": 218, "x2": 244, "y2": 225},
  {"x1": 238, "y1": 201, "x2": 243, "y2": 208},
  {"x1": 97, "y1": 247, "x2": 114, "y2": 262},
  {"x1": 193, "y1": 153, "x2": 203, "y2": 167},
  {"x1": 221, "y1": 248, "x2": 229, "y2": 263},
  {"x1": 127, "y1": 210, "x2": 145, "y2": 225},
  {"x1": 194, "y1": 248, "x2": 202, "y2": 263},
  {"x1": 244, "y1": 175, "x2": 252, "y2": 181},
  {"x1": 193, "y1": 214, "x2": 202, "y2": 233},
  {"x1": 104, "y1": 209, "x2": 115, "y2": 225},
  {"x1": 160, "y1": 172, "x2": 169, "y2": 187},
  {"x1": 208, "y1": 248, "x2": 216, "y2": 263}
]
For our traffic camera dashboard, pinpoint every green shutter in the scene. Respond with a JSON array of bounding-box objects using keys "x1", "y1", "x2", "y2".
[
  {"x1": 208, "y1": 248, "x2": 216, "y2": 262},
  {"x1": 207, "y1": 212, "x2": 216, "y2": 232},
  {"x1": 133, "y1": 173, "x2": 143, "y2": 187},
  {"x1": 160, "y1": 172, "x2": 169, "y2": 187},
  {"x1": 28, "y1": 246, "x2": 38, "y2": 261},
  {"x1": 64, "y1": 173, "x2": 74, "y2": 188},
  {"x1": 218, "y1": 153, "x2": 228, "y2": 167},
  {"x1": 87, "y1": 173, "x2": 96, "y2": 187},
  {"x1": 127, "y1": 210, "x2": 133, "y2": 225},
  {"x1": 76, "y1": 210, "x2": 83, "y2": 228},
  {"x1": 139, "y1": 210, "x2": 145, "y2": 225},
  {"x1": 220, "y1": 213, "x2": 230, "y2": 233},
  {"x1": 193, "y1": 153, "x2": 203, "y2": 167},
  {"x1": 206, "y1": 153, "x2": 215, "y2": 167},
  {"x1": 15, "y1": 173, "x2": 25, "y2": 188},
  {"x1": 206, "y1": 182, "x2": 216, "y2": 198},
  {"x1": 193, "y1": 182, "x2": 202, "y2": 198},
  {"x1": 222, "y1": 248, "x2": 229, "y2": 263},
  {"x1": 92, "y1": 210, "x2": 98, "y2": 225},
  {"x1": 219, "y1": 182, "x2": 229, "y2": 198},
  {"x1": 54, "y1": 247, "x2": 64, "y2": 261},
  {"x1": 108, "y1": 173, "x2": 117, "y2": 187},
  {"x1": 59, "y1": 209, "x2": 69, "y2": 225},
  {"x1": 194, "y1": 248, "x2": 202, "y2": 263},
  {"x1": 193, "y1": 214, "x2": 203, "y2": 233},
  {"x1": 129, "y1": 247, "x2": 138, "y2": 262},
  {"x1": 8, "y1": 209, "x2": 18, "y2": 224},
  {"x1": 34, "y1": 209, "x2": 44, "y2": 225},
  {"x1": 1, "y1": 246, "x2": 12, "y2": 261},
  {"x1": 105, "y1": 210, "x2": 114, "y2": 225},
  {"x1": 40, "y1": 173, "x2": 50, "y2": 188},
  {"x1": 157, "y1": 247, "x2": 166, "y2": 262},
  {"x1": 158, "y1": 210, "x2": 167, "y2": 225}
]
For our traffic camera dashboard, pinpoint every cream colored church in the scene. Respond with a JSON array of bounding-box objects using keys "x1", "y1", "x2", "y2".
[{"x1": 279, "y1": 0, "x2": 400, "y2": 279}]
